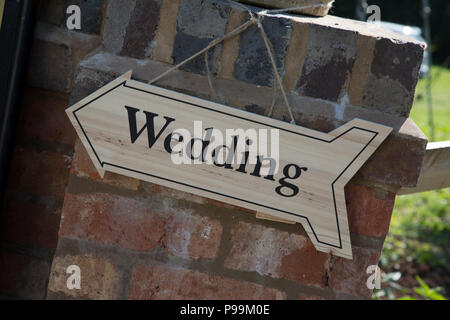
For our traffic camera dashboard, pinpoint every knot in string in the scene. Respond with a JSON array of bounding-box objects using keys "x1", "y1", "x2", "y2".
[{"x1": 148, "y1": 1, "x2": 330, "y2": 125}]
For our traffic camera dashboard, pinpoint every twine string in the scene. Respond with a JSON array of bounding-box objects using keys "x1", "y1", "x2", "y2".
[
  {"x1": 149, "y1": 1, "x2": 330, "y2": 125},
  {"x1": 148, "y1": 19, "x2": 254, "y2": 85},
  {"x1": 205, "y1": 47, "x2": 220, "y2": 101}
]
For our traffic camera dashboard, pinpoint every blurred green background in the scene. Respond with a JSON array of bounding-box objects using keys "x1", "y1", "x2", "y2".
[
  {"x1": 378, "y1": 67, "x2": 450, "y2": 300},
  {"x1": 332, "y1": 0, "x2": 450, "y2": 65},
  {"x1": 332, "y1": 1, "x2": 450, "y2": 300}
]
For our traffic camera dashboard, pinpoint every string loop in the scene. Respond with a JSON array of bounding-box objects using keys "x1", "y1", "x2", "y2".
[{"x1": 149, "y1": 1, "x2": 330, "y2": 125}]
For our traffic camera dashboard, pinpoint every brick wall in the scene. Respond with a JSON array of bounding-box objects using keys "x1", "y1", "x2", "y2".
[
  {"x1": 1, "y1": 0, "x2": 427, "y2": 300},
  {"x1": 0, "y1": 0, "x2": 104, "y2": 299}
]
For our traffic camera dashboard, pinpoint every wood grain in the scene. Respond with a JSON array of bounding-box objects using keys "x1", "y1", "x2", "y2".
[
  {"x1": 398, "y1": 141, "x2": 450, "y2": 195},
  {"x1": 66, "y1": 72, "x2": 392, "y2": 259}
]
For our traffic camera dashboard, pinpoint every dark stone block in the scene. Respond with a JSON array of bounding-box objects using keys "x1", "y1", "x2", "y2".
[
  {"x1": 172, "y1": 0, "x2": 231, "y2": 75},
  {"x1": 233, "y1": 15, "x2": 291, "y2": 87},
  {"x1": 296, "y1": 24, "x2": 357, "y2": 102},
  {"x1": 245, "y1": 104, "x2": 266, "y2": 115},
  {"x1": 172, "y1": 32, "x2": 222, "y2": 75},
  {"x1": 120, "y1": 0, "x2": 162, "y2": 59},
  {"x1": 64, "y1": 0, "x2": 106, "y2": 35},
  {"x1": 298, "y1": 59, "x2": 353, "y2": 102},
  {"x1": 371, "y1": 38, "x2": 424, "y2": 92},
  {"x1": 177, "y1": 0, "x2": 231, "y2": 38}
]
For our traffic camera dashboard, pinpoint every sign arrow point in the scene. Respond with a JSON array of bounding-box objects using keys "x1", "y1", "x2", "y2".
[
  {"x1": 65, "y1": 71, "x2": 393, "y2": 259},
  {"x1": 66, "y1": 71, "x2": 134, "y2": 179},
  {"x1": 122, "y1": 70, "x2": 132, "y2": 80}
]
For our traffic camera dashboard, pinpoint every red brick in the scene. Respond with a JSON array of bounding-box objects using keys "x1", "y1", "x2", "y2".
[
  {"x1": 328, "y1": 246, "x2": 381, "y2": 299},
  {"x1": 225, "y1": 221, "x2": 329, "y2": 288},
  {"x1": 60, "y1": 193, "x2": 165, "y2": 252},
  {"x1": 7, "y1": 147, "x2": 71, "y2": 198},
  {"x1": 147, "y1": 180, "x2": 253, "y2": 212},
  {"x1": 48, "y1": 254, "x2": 120, "y2": 299},
  {"x1": 71, "y1": 139, "x2": 140, "y2": 190},
  {"x1": 27, "y1": 39, "x2": 72, "y2": 93},
  {"x1": 38, "y1": 0, "x2": 64, "y2": 26},
  {"x1": 27, "y1": 22, "x2": 101, "y2": 92},
  {"x1": 205, "y1": 198, "x2": 256, "y2": 214},
  {"x1": 142, "y1": 182, "x2": 206, "y2": 205},
  {"x1": 60, "y1": 193, "x2": 222, "y2": 259},
  {"x1": 345, "y1": 184, "x2": 395, "y2": 238},
  {"x1": 16, "y1": 87, "x2": 74, "y2": 146},
  {"x1": 0, "y1": 249, "x2": 50, "y2": 299},
  {"x1": 359, "y1": 124, "x2": 428, "y2": 187},
  {"x1": 1, "y1": 197, "x2": 61, "y2": 250},
  {"x1": 278, "y1": 240, "x2": 330, "y2": 288},
  {"x1": 128, "y1": 264, "x2": 286, "y2": 300},
  {"x1": 299, "y1": 296, "x2": 326, "y2": 300},
  {"x1": 162, "y1": 207, "x2": 222, "y2": 260}
]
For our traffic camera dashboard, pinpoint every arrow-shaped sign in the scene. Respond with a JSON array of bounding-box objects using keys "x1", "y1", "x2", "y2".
[{"x1": 66, "y1": 71, "x2": 392, "y2": 259}]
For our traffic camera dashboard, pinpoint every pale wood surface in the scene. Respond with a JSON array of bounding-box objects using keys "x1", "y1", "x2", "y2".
[
  {"x1": 398, "y1": 141, "x2": 450, "y2": 195},
  {"x1": 256, "y1": 212, "x2": 296, "y2": 224},
  {"x1": 236, "y1": 0, "x2": 334, "y2": 17},
  {"x1": 66, "y1": 72, "x2": 392, "y2": 259}
]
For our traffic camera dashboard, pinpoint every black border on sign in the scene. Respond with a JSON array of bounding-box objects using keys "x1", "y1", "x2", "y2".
[{"x1": 72, "y1": 80, "x2": 379, "y2": 250}]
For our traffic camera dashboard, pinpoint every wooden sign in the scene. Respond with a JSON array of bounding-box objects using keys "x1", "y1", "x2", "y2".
[{"x1": 66, "y1": 71, "x2": 392, "y2": 259}]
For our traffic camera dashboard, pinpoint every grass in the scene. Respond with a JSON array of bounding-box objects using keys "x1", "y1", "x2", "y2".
[
  {"x1": 376, "y1": 66, "x2": 450, "y2": 300},
  {"x1": 0, "y1": 1, "x2": 4, "y2": 32},
  {"x1": 381, "y1": 188, "x2": 450, "y2": 271},
  {"x1": 410, "y1": 66, "x2": 450, "y2": 142}
]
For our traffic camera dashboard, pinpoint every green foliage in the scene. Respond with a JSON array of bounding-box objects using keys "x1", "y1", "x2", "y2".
[
  {"x1": 378, "y1": 66, "x2": 450, "y2": 299},
  {"x1": 382, "y1": 65, "x2": 450, "y2": 270},
  {"x1": 398, "y1": 276, "x2": 447, "y2": 300},
  {"x1": 383, "y1": 189, "x2": 450, "y2": 270},
  {"x1": 411, "y1": 66, "x2": 450, "y2": 142},
  {"x1": 331, "y1": 0, "x2": 450, "y2": 64}
]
